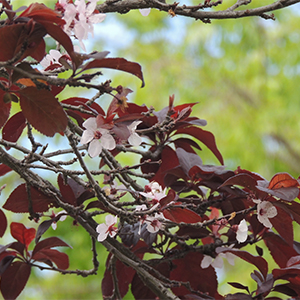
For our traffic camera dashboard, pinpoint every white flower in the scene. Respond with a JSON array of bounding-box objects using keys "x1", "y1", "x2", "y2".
[
  {"x1": 50, "y1": 210, "x2": 67, "y2": 230},
  {"x1": 74, "y1": 0, "x2": 106, "y2": 50},
  {"x1": 145, "y1": 213, "x2": 165, "y2": 233},
  {"x1": 140, "y1": 181, "x2": 167, "y2": 202},
  {"x1": 236, "y1": 219, "x2": 248, "y2": 243},
  {"x1": 201, "y1": 249, "x2": 236, "y2": 269},
  {"x1": 40, "y1": 49, "x2": 71, "y2": 70},
  {"x1": 253, "y1": 200, "x2": 277, "y2": 228},
  {"x1": 96, "y1": 215, "x2": 118, "y2": 242},
  {"x1": 139, "y1": 8, "x2": 151, "y2": 17},
  {"x1": 80, "y1": 117, "x2": 116, "y2": 157},
  {"x1": 127, "y1": 121, "x2": 142, "y2": 146}
]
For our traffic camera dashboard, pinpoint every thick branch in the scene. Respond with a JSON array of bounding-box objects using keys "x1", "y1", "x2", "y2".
[{"x1": 97, "y1": 0, "x2": 300, "y2": 21}]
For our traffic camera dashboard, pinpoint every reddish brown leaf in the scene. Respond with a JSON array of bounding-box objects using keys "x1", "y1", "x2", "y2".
[
  {"x1": 82, "y1": 58, "x2": 145, "y2": 87},
  {"x1": 0, "y1": 209, "x2": 7, "y2": 238},
  {"x1": 0, "y1": 261, "x2": 31, "y2": 300},
  {"x1": 57, "y1": 174, "x2": 76, "y2": 206},
  {"x1": 160, "y1": 189, "x2": 177, "y2": 209},
  {"x1": 0, "y1": 22, "x2": 46, "y2": 63},
  {"x1": 0, "y1": 91, "x2": 11, "y2": 129},
  {"x1": 102, "y1": 258, "x2": 136, "y2": 298},
  {"x1": 19, "y1": 87, "x2": 68, "y2": 137},
  {"x1": 146, "y1": 145, "x2": 179, "y2": 187},
  {"x1": 2, "y1": 112, "x2": 26, "y2": 144},
  {"x1": 32, "y1": 249, "x2": 69, "y2": 270},
  {"x1": 0, "y1": 164, "x2": 12, "y2": 176},
  {"x1": 131, "y1": 261, "x2": 171, "y2": 299},
  {"x1": 264, "y1": 232, "x2": 298, "y2": 268},
  {"x1": 170, "y1": 252, "x2": 220, "y2": 298},
  {"x1": 102, "y1": 241, "x2": 146, "y2": 298},
  {"x1": 3, "y1": 184, "x2": 55, "y2": 213},
  {"x1": 268, "y1": 173, "x2": 299, "y2": 190},
  {"x1": 10, "y1": 222, "x2": 35, "y2": 250},
  {"x1": 175, "y1": 126, "x2": 224, "y2": 165},
  {"x1": 32, "y1": 237, "x2": 71, "y2": 257},
  {"x1": 271, "y1": 206, "x2": 293, "y2": 246},
  {"x1": 162, "y1": 206, "x2": 202, "y2": 224},
  {"x1": 19, "y1": 3, "x2": 65, "y2": 27}
]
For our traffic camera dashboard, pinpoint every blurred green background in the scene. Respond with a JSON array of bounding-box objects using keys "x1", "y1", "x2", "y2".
[{"x1": 2, "y1": 0, "x2": 300, "y2": 299}]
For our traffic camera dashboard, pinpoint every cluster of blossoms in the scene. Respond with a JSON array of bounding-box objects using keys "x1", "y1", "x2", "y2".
[
  {"x1": 80, "y1": 117, "x2": 142, "y2": 158},
  {"x1": 96, "y1": 182, "x2": 167, "y2": 242},
  {"x1": 56, "y1": 0, "x2": 106, "y2": 50}
]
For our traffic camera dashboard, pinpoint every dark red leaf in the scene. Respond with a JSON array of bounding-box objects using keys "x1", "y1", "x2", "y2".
[
  {"x1": 102, "y1": 258, "x2": 136, "y2": 298},
  {"x1": 0, "y1": 164, "x2": 12, "y2": 176},
  {"x1": 275, "y1": 200, "x2": 300, "y2": 225},
  {"x1": 32, "y1": 249, "x2": 69, "y2": 270},
  {"x1": 220, "y1": 173, "x2": 259, "y2": 191},
  {"x1": 162, "y1": 206, "x2": 202, "y2": 224},
  {"x1": 273, "y1": 284, "x2": 298, "y2": 297},
  {"x1": 0, "y1": 91, "x2": 11, "y2": 129},
  {"x1": 57, "y1": 174, "x2": 76, "y2": 206},
  {"x1": 82, "y1": 57, "x2": 145, "y2": 87},
  {"x1": 272, "y1": 265, "x2": 300, "y2": 280},
  {"x1": 268, "y1": 173, "x2": 299, "y2": 189},
  {"x1": 142, "y1": 145, "x2": 179, "y2": 187},
  {"x1": 175, "y1": 126, "x2": 223, "y2": 165},
  {"x1": 2, "y1": 112, "x2": 26, "y2": 144},
  {"x1": 227, "y1": 282, "x2": 250, "y2": 293},
  {"x1": 19, "y1": 3, "x2": 64, "y2": 25},
  {"x1": 32, "y1": 237, "x2": 71, "y2": 257},
  {"x1": 170, "y1": 252, "x2": 220, "y2": 298},
  {"x1": 19, "y1": 87, "x2": 68, "y2": 136},
  {"x1": 0, "y1": 209, "x2": 7, "y2": 238},
  {"x1": 0, "y1": 261, "x2": 31, "y2": 300},
  {"x1": 35, "y1": 219, "x2": 54, "y2": 244},
  {"x1": 102, "y1": 241, "x2": 146, "y2": 298},
  {"x1": 271, "y1": 206, "x2": 293, "y2": 246},
  {"x1": 264, "y1": 232, "x2": 298, "y2": 268},
  {"x1": 131, "y1": 261, "x2": 170, "y2": 299},
  {"x1": 0, "y1": 23, "x2": 45, "y2": 62},
  {"x1": 10, "y1": 223, "x2": 35, "y2": 250},
  {"x1": 173, "y1": 137, "x2": 202, "y2": 153},
  {"x1": 3, "y1": 184, "x2": 55, "y2": 213},
  {"x1": 0, "y1": 255, "x2": 16, "y2": 275},
  {"x1": 159, "y1": 189, "x2": 177, "y2": 209}
]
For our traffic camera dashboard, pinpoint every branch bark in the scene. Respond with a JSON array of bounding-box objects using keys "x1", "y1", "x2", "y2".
[{"x1": 97, "y1": 0, "x2": 300, "y2": 22}]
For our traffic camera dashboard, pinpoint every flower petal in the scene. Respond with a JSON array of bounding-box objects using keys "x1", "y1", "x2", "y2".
[
  {"x1": 88, "y1": 139, "x2": 102, "y2": 157},
  {"x1": 101, "y1": 133, "x2": 116, "y2": 150}
]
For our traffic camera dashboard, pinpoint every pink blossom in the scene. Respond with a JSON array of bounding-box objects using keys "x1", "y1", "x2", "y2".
[
  {"x1": 139, "y1": 8, "x2": 151, "y2": 17},
  {"x1": 50, "y1": 210, "x2": 67, "y2": 230},
  {"x1": 127, "y1": 121, "x2": 142, "y2": 146},
  {"x1": 80, "y1": 117, "x2": 116, "y2": 157},
  {"x1": 145, "y1": 213, "x2": 165, "y2": 233},
  {"x1": 236, "y1": 219, "x2": 248, "y2": 243},
  {"x1": 57, "y1": 0, "x2": 106, "y2": 50},
  {"x1": 253, "y1": 199, "x2": 277, "y2": 228},
  {"x1": 96, "y1": 215, "x2": 118, "y2": 242},
  {"x1": 140, "y1": 181, "x2": 167, "y2": 202},
  {"x1": 201, "y1": 247, "x2": 236, "y2": 269},
  {"x1": 40, "y1": 49, "x2": 71, "y2": 71}
]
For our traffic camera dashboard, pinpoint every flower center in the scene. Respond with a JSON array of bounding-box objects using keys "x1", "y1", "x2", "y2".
[{"x1": 94, "y1": 130, "x2": 102, "y2": 140}]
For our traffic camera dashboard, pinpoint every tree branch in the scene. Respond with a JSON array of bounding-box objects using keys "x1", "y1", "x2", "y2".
[{"x1": 97, "y1": 0, "x2": 300, "y2": 22}]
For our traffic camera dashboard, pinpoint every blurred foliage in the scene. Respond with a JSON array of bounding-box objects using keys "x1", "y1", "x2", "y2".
[{"x1": 2, "y1": 0, "x2": 300, "y2": 299}]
